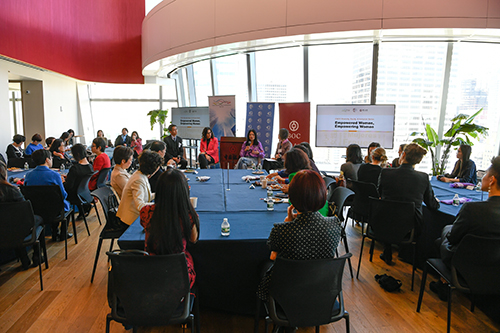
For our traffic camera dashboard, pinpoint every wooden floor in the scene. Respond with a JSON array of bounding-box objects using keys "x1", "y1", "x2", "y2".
[{"x1": 1, "y1": 205, "x2": 499, "y2": 333}]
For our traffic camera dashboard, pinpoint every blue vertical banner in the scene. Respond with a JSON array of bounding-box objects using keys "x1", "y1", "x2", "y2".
[{"x1": 245, "y1": 102, "x2": 275, "y2": 158}]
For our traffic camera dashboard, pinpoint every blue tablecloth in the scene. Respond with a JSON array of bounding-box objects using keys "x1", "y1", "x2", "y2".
[
  {"x1": 430, "y1": 177, "x2": 486, "y2": 216},
  {"x1": 223, "y1": 169, "x2": 267, "y2": 184},
  {"x1": 118, "y1": 168, "x2": 286, "y2": 315}
]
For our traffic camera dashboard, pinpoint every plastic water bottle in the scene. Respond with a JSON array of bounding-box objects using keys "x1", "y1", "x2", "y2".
[
  {"x1": 221, "y1": 218, "x2": 230, "y2": 236},
  {"x1": 60, "y1": 163, "x2": 65, "y2": 172},
  {"x1": 267, "y1": 187, "x2": 273, "y2": 199},
  {"x1": 24, "y1": 162, "x2": 29, "y2": 170},
  {"x1": 452, "y1": 194, "x2": 460, "y2": 206},
  {"x1": 267, "y1": 199, "x2": 274, "y2": 211}
]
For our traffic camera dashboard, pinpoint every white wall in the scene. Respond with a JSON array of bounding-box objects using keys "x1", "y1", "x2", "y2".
[{"x1": 0, "y1": 59, "x2": 80, "y2": 156}]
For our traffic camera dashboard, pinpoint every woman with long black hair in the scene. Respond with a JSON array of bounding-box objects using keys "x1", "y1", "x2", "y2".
[
  {"x1": 140, "y1": 168, "x2": 200, "y2": 288},
  {"x1": 438, "y1": 144, "x2": 477, "y2": 184},
  {"x1": 234, "y1": 129, "x2": 265, "y2": 169}
]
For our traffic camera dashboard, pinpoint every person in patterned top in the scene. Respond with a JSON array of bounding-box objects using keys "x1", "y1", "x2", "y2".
[
  {"x1": 257, "y1": 169, "x2": 342, "y2": 301},
  {"x1": 140, "y1": 168, "x2": 200, "y2": 288}
]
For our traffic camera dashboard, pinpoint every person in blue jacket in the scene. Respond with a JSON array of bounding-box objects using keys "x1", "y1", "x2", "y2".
[{"x1": 438, "y1": 144, "x2": 477, "y2": 184}]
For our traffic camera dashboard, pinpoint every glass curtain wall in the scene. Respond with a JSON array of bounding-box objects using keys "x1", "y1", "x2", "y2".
[{"x1": 88, "y1": 81, "x2": 178, "y2": 142}]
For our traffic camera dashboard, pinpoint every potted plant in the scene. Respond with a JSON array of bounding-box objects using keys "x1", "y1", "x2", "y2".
[
  {"x1": 147, "y1": 109, "x2": 169, "y2": 139},
  {"x1": 410, "y1": 108, "x2": 488, "y2": 176}
]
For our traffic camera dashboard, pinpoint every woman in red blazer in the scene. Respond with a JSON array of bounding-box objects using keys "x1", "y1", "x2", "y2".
[{"x1": 198, "y1": 127, "x2": 219, "y2": 169}]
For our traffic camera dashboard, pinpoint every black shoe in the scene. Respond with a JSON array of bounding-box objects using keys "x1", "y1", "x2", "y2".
[
  {"x1": 380, "y1": 253, "x2": 394, "y2": 266},
  {"x1": 56, "y1": 232, "x2": 73, "y2": 242},
  {"x1": 20, "y1": 258, "x2": 32, "y2": 271},
  {"x1": 31, "y1": 255, "x2": 46, "y2": 268},
  {"x1": 430, "y1": 281, "x2": 449, "y2": 302}
]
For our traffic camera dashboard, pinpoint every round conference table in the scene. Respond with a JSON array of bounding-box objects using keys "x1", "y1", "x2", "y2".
[{"x1": 118, "y1": 169, "x2": 289, "y2": 315}]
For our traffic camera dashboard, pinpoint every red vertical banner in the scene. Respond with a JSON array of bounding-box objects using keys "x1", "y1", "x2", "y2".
[{"x1": 279, "y1": 103, "x2": 310, "y2": 146}]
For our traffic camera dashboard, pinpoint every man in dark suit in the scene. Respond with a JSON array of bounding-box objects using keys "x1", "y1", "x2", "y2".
[
  {"x1": 439, "y1": 156, "x2": 500, "y2": 267},
  {"x1": 114, "y1": 128, "x2": 132, "y2": 147},
  {"x1": 163, "y1": 124, "x2": 187, "y2": 169},
  {"x1": 377, "y1": 143, "x2": 440, "y2": 264}
]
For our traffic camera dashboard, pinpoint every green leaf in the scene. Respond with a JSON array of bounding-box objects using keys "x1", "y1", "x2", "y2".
[
  {"x1": 409, "y1": 131, "x2": 422, "y2": 137},
  {"x1": 465, "y1": 108, "x2": 483, "y2": 124},
  {"x1": 425, "y1": 124, "x2": 439, "y2": 146},
  {"x1": 412, "y1": 138, "x2": 429, "y2": 148}
]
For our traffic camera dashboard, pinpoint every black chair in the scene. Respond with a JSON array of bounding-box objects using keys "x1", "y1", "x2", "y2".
[
  {"x1": 0, "y1": 201, "x2": 48, "y2": 290},
  {"x1": 90, "y1": 186, "x2": 128, "y2": 283},
  {"x1": 416, "y1": 235, "x2": 500, "y2": 333},
  {"x1": 20, "y1": 185, "x2": 74, "y2": 260},
  {"x1": 106, "y1": 250, "x2": 200, "y2": 333},
  {"x1": 69, "y1": 172, "x2": 102, "y2": 240},
  {"x1": 329, "y1": 186, "x2": 355, "y2": 278},
  {"x1": 323, "y1": 176, "x2": 336, "y2": 195},
  {"x1": 348, "y1": 179, "x2": 379, "y2": 229},
  {"x1": 357, "y1": 197, "x2": 416, "y2": 290},
  {"x1": 262, "y1": 254, "x2": 351, "y2": 333},
  {"x1": 96, "y1": 167, "x2": 111, "y2": 188}
]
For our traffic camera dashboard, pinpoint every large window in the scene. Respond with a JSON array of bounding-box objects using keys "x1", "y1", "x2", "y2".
[
  {"x1": 309, "y1": 43, "x2": 373, "y2": 171},
  {"x1": 377, "y1": 42, "x2": 448, "y2": 172},
  {"x1": 445, "y1": 43, "x2": 500, "y2": 171},
  {"x1": 89, "y1": 82, "x2": 177, "y2": 141},
  {"x1": 172, "y1": 36, "x2": 500, "y2": 173}
]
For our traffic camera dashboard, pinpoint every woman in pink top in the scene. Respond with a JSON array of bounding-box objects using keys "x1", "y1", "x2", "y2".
[
  {"x1": 130, "y1": 131, "x2": 143, "y2": 156},
  {"x1": 198, "y1": 127, "x2": 219, "y2": 169}
]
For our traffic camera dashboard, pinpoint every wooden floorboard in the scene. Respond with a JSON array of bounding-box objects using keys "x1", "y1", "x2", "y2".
[{"x1": 1, "y1": 205, "x2": 499, "y2": 333}]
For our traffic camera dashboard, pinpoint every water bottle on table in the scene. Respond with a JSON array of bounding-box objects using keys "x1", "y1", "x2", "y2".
[
  {"x1": 452, "y1": 194, "x2": 460, "y2": 206},
  {"x1": 221, "y1": 218, "x2": 230, "y2": 236},
  {"x1": 24, "y1": 162, "x2": 29, "y2": 170}
]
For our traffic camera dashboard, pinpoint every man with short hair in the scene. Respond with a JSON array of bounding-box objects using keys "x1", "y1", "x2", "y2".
[
  {"x1": 163, "y1": 124, "x2": 187, "y2": 169},
  {"x1": 114, "y1": 128, "x2": 132, "y2": 147},
  {"x1": 24, "y1": 149, "x2": 72, "y2": 241},
  {"x1": 89, "y1": 137, "x2": 111, "y2": 190}
]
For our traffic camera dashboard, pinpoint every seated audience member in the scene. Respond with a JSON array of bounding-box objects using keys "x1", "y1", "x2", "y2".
[
  {"x1": 97, "y1": 130, "x2": 113, "y2": 148},
  {"x1": 164, "y1": 124, "x2": 188, "y2": 169},
  {"x1": 439, "y1": 156, "x2": 500, "y2": 266},
  {"x1": 89, "y1": 137, "x2": 111, "y2": 191},
  {"x1": 430, "y1": 156, "x2": 500, "y2": 299},
  {"x1": 110, "y1": 146, "x2": 134, "y2": 199},
  {"x1": 130, "y1": 131, "x2": 143, "y2": 157},
  {"x1": 25, "y1": 134, "x2": 44, "y2": 155},
  {"x1": 60, "y1": 132, "x2": 70, "y2": 148},
  {"x1": 115, "y1": 128, "x2": 132, "y2": 147},
  {"x1": 198, "y1": 127, "x2": 219, "y2": 169},
  {"x1": 140, "y1": 168, "x2": 200, "y2": 288},
  {"x1": 235, "y1": 129, "x2": 265, "y2": 169},
  {"x1": 0, "y1": 161, "x2": 43, "y2": 269},
  {"x1": 148, "y1": 140, "x2": 175, "y2": 193},
  {"x1": 377, "y1": 143, "x2": 440, "y2": 265},
  {"x1": 262, "y1": 128, "x2": 292, "y2": 172},
  {"x1": 49, "y1": 139, "x2": 72, "y2": 169},
  {"x1": 438, "y1": 144, "x2": 477, "y2": 184},
  {"x1": 294, "y1": 144, "x2": 321, "y2": 175},
  {"x1": 64, "y1": 144, "x2": 94, "y2": 206},
  {"x1": 340, "y1": 144, "x2": 364, "y2": 188},
  {"x1": 6, "y1": 134, "x2": 26, "y2": 167},
  {"x1": 392, "y1": 143, "x2": 406, "y2": 168},
  {"x1": 116, "y1": 151, "x2": 162, "y2": 225},
  {"x1": 45, "y1": 137, "x2": 55, "y2": 149},
  {"x1": 66, "y1": 129, "x2": 75, "y2": 146},
  {"x1": 24, "y1": 149, "x2": 71, "y2": 241},
  {"x1": 357, "y1": 147, "x2": 387, "y2": 185},
  {"x1": 364, "y1": 142, "x2": 381, "y2": 163},
  {"x1": 257, "y1": 169, "x2": 342, "y2": 301}
]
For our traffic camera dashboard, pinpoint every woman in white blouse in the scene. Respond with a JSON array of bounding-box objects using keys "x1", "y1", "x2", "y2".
[
  {"x1": 110, "y1": 146, "x2": 134, "y2": 199},
  {"x1": 116, "y1": 151, "x2": 163, "y2": 225}
]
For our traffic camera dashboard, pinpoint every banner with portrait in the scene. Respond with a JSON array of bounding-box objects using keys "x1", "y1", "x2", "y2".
[
  {"x1": 209, "y1": 95, "x2": 236, "y2": 139},
  {"x1": 278, "y1": 102, "x2": 310, "y2": 146},
  {"x1": 245, "y1": 102, "x2": 275, "y2": 158}
]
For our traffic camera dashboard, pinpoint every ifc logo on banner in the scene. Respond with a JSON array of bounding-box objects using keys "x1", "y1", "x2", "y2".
[{"x1": 289, "y1": 120, "x2": 301, "y2": 140}]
